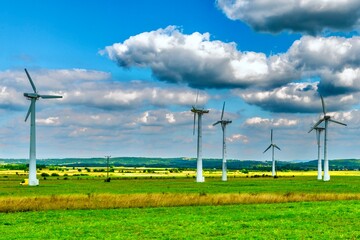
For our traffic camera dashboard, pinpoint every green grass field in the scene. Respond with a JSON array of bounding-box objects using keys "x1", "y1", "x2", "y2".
[
  {"x1": 0, "y1": 171, "x2": 359, "y2": 239},
  {"x1": 1, "y1": 201, "x2": 359, "y2": 239}
]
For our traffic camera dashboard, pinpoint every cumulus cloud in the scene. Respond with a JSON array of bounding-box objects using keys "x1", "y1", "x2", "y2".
[
  {"x1": 227, "y1": 134, "x2": 249, "y2": 143},
  {"x1": 101, "y1": 26, "x2": 298, "y2": 89},
  {"x1": 217, "y1": 0, "x2": 360, "y2": 34},
  {"x1": 245, "y1": 117, "x2": 298, "y2": 127},
  {"x1": 102, "y1": 27, "x2": 360, "y2": 104},
  {"x1": 0, "y1": 69, "x2": 210, "y2": 111},
  {"x1": 237, "y1": 82, "x2": 359, "y2": 113}
]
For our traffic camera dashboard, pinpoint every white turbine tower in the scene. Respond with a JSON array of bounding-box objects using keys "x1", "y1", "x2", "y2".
[
  {"x1": 308, "y1": 96, "x2": 346, "y2": 181},
  {"x1": 213, "y1": 102, "x2": 232, "y2": 181},
  {"x1": 191, "y1": 93, "x2": 209, "y2": 183},
  {"x1": 263, "y1": 129, "x2": 281, "y2": 177},
  {"x1": 23, "y1": 69, "x2": 62, "y2": 186},
  {"x1": 312, "y1": 127, "x2": 325, "y2": 180}
]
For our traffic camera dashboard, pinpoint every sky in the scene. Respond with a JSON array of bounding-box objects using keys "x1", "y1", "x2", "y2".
[{"x1": 1, "y1": 0, "x2": 360, "y2": 161}]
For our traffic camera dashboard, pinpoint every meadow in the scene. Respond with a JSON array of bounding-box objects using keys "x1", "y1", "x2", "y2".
[{"x1": 0, "y1": 168, "x2": 359, "y2": 239}]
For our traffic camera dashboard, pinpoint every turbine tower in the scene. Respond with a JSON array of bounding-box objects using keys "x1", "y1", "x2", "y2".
[
  {"x1": 312, "y1": 127, "x2": 325, "y2": 180},
  {"x1": 308, "y1": 96, "x2": 346, "y2": 181},
  {"x1": 213, "y1": 102, "x2": 232, "y2": 181},
  {"x1": 23, "y1": 68, "x2": 62, "y2": 186},
  {"x1": 191, "y1": 93, "x2": 209, "y2": 183},
  {"x1": 263, "y1": 129, "x2": 281, "y2": 177}
]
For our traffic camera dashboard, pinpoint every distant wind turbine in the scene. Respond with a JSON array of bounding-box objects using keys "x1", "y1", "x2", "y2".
[
  {"x1": 213, "y1": 102, "x2": 232, "y2": 181},
  {"x1": 263, "y1": 129, "x2": 281, "y2": 177},
  {"x1": 308, "y1": 96, "x2": 346, "y2": 181},
  {"x1": 191, "y1": 92, "x2": 209, "y2": 183},
  {"x1": 23, "y1": 69, "x2": 62, "y2": 186}
]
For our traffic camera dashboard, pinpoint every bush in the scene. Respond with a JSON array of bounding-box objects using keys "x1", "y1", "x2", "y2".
[
  {"x1": 51, "y1": 173, "x2": 59, "y2": 177},
  {"x1": 41, "y1": 173, "x2": 50, "y2": 177}
]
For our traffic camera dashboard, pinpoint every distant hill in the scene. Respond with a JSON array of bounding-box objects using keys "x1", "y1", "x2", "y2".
[{"x1": 1, "y1": 157, "x2": 360, "y2": 171}]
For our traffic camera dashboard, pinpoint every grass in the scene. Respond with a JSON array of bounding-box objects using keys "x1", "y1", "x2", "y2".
[
  {"x1": 1, "y1": 192, "x2": 360, "y2": 212},
  {"x1": 1, "y1": 175, "x2": 360, "y2": 197},
  {"x1": 0, "y1": 170, "x2": 359, "y2": 238},
  {"x1": 1, "y1": 201, "x2": 359, "y2": 239}
]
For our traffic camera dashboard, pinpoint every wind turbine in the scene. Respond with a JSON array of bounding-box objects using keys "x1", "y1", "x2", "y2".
[
  {"x1": 191, "y1": 93, "x2": 209, "y2": 183},
  {"x1": 308, "y1": 96, "x2": 346, "y2": 181},
  {"x1": 23, "y1": 68, "x2": 62, "y2": 186},
  {"x1": 213, "y1": 102, "x2": 232, "y2": 181},
  {"x1": 263, "y1": 129, "x2": 281, "y2": 177}
]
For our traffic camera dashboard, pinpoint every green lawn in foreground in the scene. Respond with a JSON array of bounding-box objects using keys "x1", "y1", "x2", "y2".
[
  {"x1": 1, "y1": 176, "x2": 360, "y2": 197},
  {"x1": 1, "y1": 200, "x2": 359, "y2": 239}
]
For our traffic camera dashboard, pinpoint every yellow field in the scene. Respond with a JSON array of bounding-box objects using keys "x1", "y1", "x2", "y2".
[{"x1": 1, "y1": 168, "x2": 359, "y2": 178}]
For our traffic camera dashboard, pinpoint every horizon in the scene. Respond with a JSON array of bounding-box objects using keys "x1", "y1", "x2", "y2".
[{"x1": 1, "y1": 1, "x2": 360, "y2": 161}]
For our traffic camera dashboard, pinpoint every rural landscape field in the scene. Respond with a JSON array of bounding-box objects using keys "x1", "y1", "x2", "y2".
[
  {"x1": 3, "y1": 0, "x2": 360, "y2": 239},
  {"x1": 1, "y1": 163, "x2": 359, "y2": 239}
]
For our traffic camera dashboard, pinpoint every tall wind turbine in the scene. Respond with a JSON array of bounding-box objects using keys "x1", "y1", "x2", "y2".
[
  {"x1": 263, "y1": 129, "x2": 281, "y2": 177},
  {"x1": 23, "y1": 68, "x2": 62, "y2": 186},
  {"x1": 308, "y1": 96, "x2": 346, "y2": 181},
  {"x1": 191, "y1": 93, "x2": 209, "y2": 183},
  {"x1": 213, "y1": 102, "x2": 232, "y2": 181}
]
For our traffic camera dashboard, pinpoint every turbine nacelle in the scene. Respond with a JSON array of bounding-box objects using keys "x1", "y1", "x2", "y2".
[
  {"x1": 263, "y1": 129, "x2": 281, "y2": 153},
  {"x1": 308, "y1": 95, "x2": 346, "y2": 133},
  {"x1": 212, "y1": 102, "x2": 232, "y2": 128},
  {"x1": 24, "y1": 93, "x2": 40, "y2": 99}
]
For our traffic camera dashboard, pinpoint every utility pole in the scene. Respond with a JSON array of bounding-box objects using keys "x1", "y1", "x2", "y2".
[{"x1": 105, "y1": 155, "x2": 111, "y2": 182}]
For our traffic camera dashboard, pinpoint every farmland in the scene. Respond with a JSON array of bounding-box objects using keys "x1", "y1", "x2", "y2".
[{"x1": 0, "y1": 168, "x2": 359, "y2": 239}]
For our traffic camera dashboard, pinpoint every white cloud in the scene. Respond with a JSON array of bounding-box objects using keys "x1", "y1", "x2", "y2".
[
  {"x1": 102, "y1": 27, "x2": 360, "y2": 106},
  {"x1": 101, "y1": 26, "x2": 297, "y2": 89},
  {"x1": 245, "y1": 117, "x2": 298, "y2": 127},
  {"x1": 37, "y1": 117, "x2": 60, "y2": 126},
  {"x1": 227, "y1": 134, "x2": 249, "y2": 143},
  {"x1": 217, "y1": 0, "x2": 360, "y2": 34},
  {"x1": 0, "y1": 69, "x2": 210, "y2": 111}
]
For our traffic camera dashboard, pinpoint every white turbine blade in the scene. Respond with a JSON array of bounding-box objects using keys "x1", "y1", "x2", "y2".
[
  {"x1": 308, "y1": 118, "x2": 324, "y2": 133},
  {"x1": 320, "y1": 95, "x2": 326, "y2": 115},
  {"x1": 221, "y1": 102, "x2": 225, "y2": 120},
  {"x1": 329, "y1": 119, "x2": 347, "y2": 126},
  {"x1": 274, "y1": 144, "x2": 281, "y2": 151},
  {"x1": 271, "y1": 129, "x2": 273, "y2": 143},
  {"x1": 24, "y1": 101, "x2": 33, "y2": 122},
  {"x1": 24, "y1": 69, "x2": 37, "y2": 93},
  {"x1": 263, "y1": 145, "x2": 272, "y2": 153},
  {"x1": 195, "y1": 91, "x2": 199, "y2": 108},
  {"x1": 193, "y1": 113, "x2": 196, "y2": 135},
  {"x1": 39, "y1": 95, "x2": 62, "y2": 99},
  {"x1": 213, "y1": 121, "x2": 221, "y2": 126}
]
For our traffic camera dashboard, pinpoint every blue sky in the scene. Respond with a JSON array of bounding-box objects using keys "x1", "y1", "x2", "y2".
[{"x1": 1, "y1": 0, "x2": 360, "y2": 160}]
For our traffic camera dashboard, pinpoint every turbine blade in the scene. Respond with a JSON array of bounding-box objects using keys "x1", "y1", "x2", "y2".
[
  {"x1": 263, "y1": 145, "x2": 272, "y2": 153},
  {"x1": 274, "y1": 145, "x2": 281, "y2": 151},
  {"x1": 329, "y1": 119, "x2": 347, "y2": 126},
  {"x1": 221, "y1": 102, "x2": 225, "y2": 120},
  {"x1": 195, "y1": 91, "x2": 199, "y2": 108},
  {"x1": 24, "y1": 101, "x2": 33, "y2": 122},
  {"x1": 193, "y1": 113, "x2": 196, "y2": 135},
  {"x1": 24, "y1": 69, "x2": 37, "y2": 93},
  {"x1": 213, "y1": 121, "x2": 221, "y2": 126},
  {"x1": 320, "y1": 95, "x2": 326, "y2": 115},
  {"x1": 308, "y1": 118, "x2": 324, "y2": 133},
  {"x1": 271, "y1": 129, "x2": 273, "y2": 143},
  {"x1": 39, "y1": 95, "x2": 62, "y2": 99}
]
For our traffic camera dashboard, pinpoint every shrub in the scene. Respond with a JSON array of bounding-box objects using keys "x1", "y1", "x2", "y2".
[
  {"x1": 51, "y1": 173, "x2": 59, "y2": 177},
  {"x1": 41, "y1": 173, "x2": 50, "y2": 177}
]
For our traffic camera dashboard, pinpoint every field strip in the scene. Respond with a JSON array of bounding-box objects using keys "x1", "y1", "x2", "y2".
[{"x1": 1, "y1": 193, "x2": 360, "y2": 213}]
